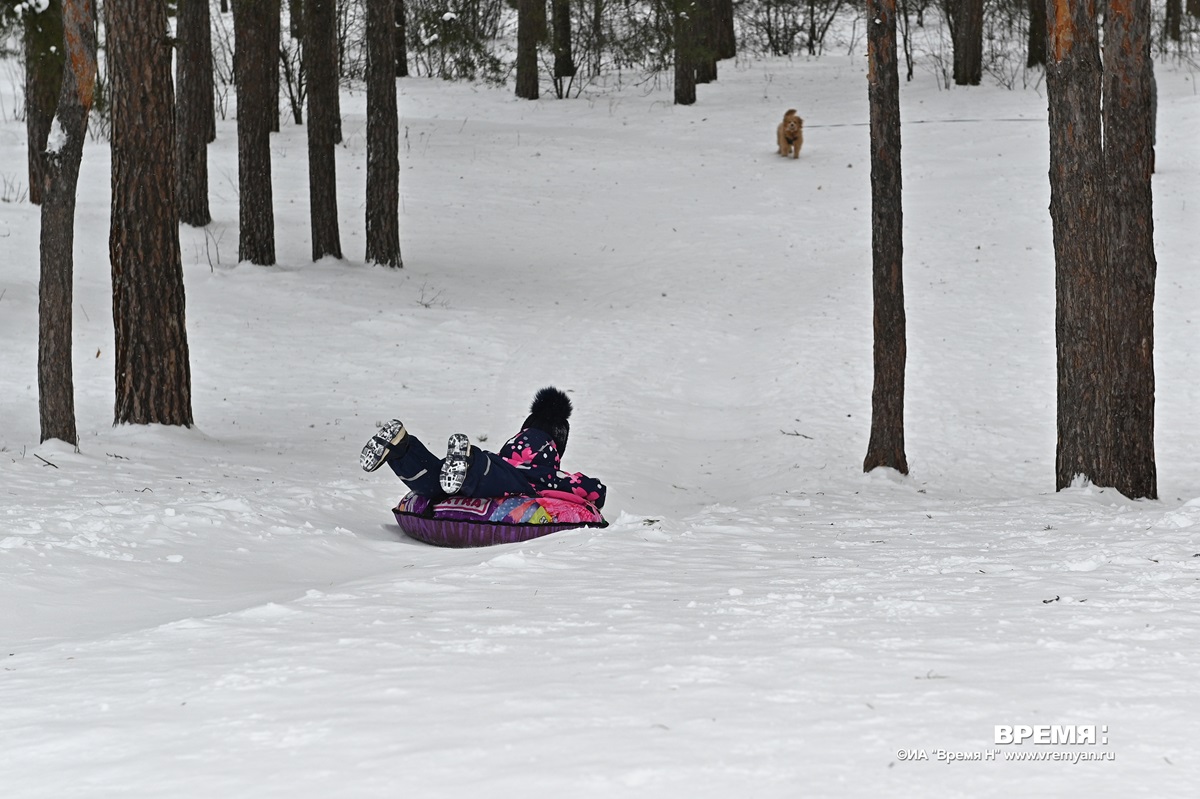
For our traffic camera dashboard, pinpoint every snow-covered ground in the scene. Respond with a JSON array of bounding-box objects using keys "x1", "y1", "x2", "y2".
[{"x1": 2, "y1": 43, "x2": 1199, "y2": 797}]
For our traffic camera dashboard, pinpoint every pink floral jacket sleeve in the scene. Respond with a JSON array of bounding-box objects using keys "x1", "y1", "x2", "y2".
[{"x1": 498, "y1": 428, "x2": 607, "y2": 508}]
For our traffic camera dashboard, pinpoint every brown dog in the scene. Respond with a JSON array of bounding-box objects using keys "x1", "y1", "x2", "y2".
[{"x1": 777, "y1": 109, "x2": 803, "y2": 159}]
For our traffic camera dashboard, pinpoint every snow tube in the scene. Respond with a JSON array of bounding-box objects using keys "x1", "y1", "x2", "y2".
[{"x1": 392, "y1": 490, "x2": 607, "y2": 548}]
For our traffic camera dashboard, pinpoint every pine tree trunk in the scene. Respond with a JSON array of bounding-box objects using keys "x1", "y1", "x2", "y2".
[
  {"x1": 306, "y1": 0, "x2": 343, "y2": 261},
  {"x1": 952, "y1": 0, "x2": 983, "y2": 85},
  {"x1": 234, "y1": 0, "x2": 278, "y2": 265},
  {"x1": 202, "y1": 0, "x2": 217, "y2": 143},
  {"x1": 38, "y1": 0, "x2": 96, "y2": 447},
  {"x1": 1046, "y1": 0, "x2": 1108, "y2": 490},
  {"x1": 330, "y1": 13, "x2": 344, "y2": 144},
  {"x1": 290, "y1": 0, "x2": 304, "y2": 38},
  {"x1": 516, "y1": 0, "x2": 540, "y2": 100},
  {"x1": 395, "y1": 0, "x2": 409, "y2": 77},
  {"x1": 694, "y1": 0, "x2": 718, "y2": 85},
  {"x1": 714, "y1": 0, "x2": 736, "y2": 59},
  {"x1": 177, "y1": 0, "x2": 213, "y2": 227},
  {"x1": 532, "y1": 0, "x2": 549, "y2": 42},
  {"x1": 105, "y1": 0, "x2": 194, "y2": 427},
  {"x1": 864, "y1": 0, "x2": 908, "y2": 475},
  {"x1": 1165, "y1": 0, "x2": 1182, "y2": 40},
  {"x1": 674, "y1": 3, "x2": 697, "y2": 105},
  {"x1": 23, "y1": 1, "x2": 65, "y2": 207},
  {"x1": 1027, "y1": 0, "x2": 1047, "y2": 68},
  {"x1": 269, "y1": 0, "x2": 281, "y2": 132},
  {"x1": 591, "y1": 0, "x2": 603, "y2": 76},
  {"x1": 1103, "y1": 0, "x2": 1157, "y2": 499},
  {"x1": 552, "y1": 0, "x2": 577, "y2": 81},
  {"x1": 365, "y1": 0, "x2": 402, "y2": 267}
]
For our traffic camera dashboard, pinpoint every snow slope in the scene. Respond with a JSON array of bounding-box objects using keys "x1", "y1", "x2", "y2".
[{"x1": 1, "y1": 48, "x2": 1199, "y2": 797}]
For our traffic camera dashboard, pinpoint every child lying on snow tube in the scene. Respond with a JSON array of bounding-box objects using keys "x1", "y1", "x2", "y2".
[{"x1": 360, "y1": 385, "x2": 607, "y2": 512}]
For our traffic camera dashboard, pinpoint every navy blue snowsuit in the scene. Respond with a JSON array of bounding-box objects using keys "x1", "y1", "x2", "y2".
[{"x1": 387, "y1": 427, "x2": 606, "y2": 508}]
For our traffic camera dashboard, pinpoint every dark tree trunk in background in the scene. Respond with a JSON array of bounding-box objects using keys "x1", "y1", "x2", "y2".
[
  {"x1": 1103, "y1": 0, "x2": 1157, "y2": 499},
  {"x1": 202, "y1": 0, "x2": 217, "y2": 143},
  {"x1": 1189, "y1": 0, "x2": 1200, "y2": 17},
  {"x1": 516, "y1": 0, "x2": 540, "y2": 99},
  {"x1": 1047, "y1": 0, "x2": 1108, "y2": 491},
  {"x1": 673, "y1": 2, "x2": 697, "y2": 105},
  {"x1": 38, "y1": 0, "x2": 96, "y2": 447},
  {"x1": 551, "y1": 0, "x2": 577, "y2": 83},
  {"x1": 288, "y1": 0, "x2": 306, "y2": 120},
  {"x1": 234, "y1": 0, "x2": 278, "y2": 265},
  {"x1": 532, "y1": 0, "x2": 549, "y2": 41},
  {"x1": 289, "y1": 0, "x2": 304, "y2": 38},
  {"x1": 714, "y1": 0, "x2": 736, "y2": 59},
  {"x1": 1027, "y1": 0, "x2": 1047, "y2": 68},
  {"x1": 898, "y1": 0, "x2": 915, "y2": 80},
  {"x1": 305, "y1": 0, "x2": 343, "y2": 261},
  {"x1": 269, "y1": 0, "x2": 282, "y2": 132},
  {"x1": 1165, "y1": 0, "x2": 1182, "y2": 40},
  {"x1": 365, "y1": 0, "x2": 402, "y2": 267},
  {"x1": 105, "y1": 0, "x2": 194, "y2": 427},
  {"x1": 177, "y1": 0, "x2": 213, "y2": 227},
  {"x1": 590, "y1": 0, "x2": 603, "y2": 76},
  {"x1": 330, "y1": 13, "x2": 343, "y2": 143},
  {"x1": 23, "y1": 0, "x2": 65, "y2": 206},
  {"x1": 395, "y1": 0, "x2": 409, "y2": 77},
  {"x1": 695, "y1": 0, "x2": 718, "y2": 84},
  {"x1": 864, "y1": 0, "x2": 908, "y2": 475},
  {"x1": 952, "y1": 0, "x2": 983, "y2": 85}
]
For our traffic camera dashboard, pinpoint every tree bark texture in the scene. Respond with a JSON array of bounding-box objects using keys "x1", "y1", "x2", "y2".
[
  {"x1": 330, "y1": 13, "x2": 344, "y2": 144},
  {"x1": 395, "y1": 0, "x2": 409, "y2": 77},
  {"x1": 952, "y1": 0, "x2": 983, "y2": 85},
  {"x1": 199, "y1": 0, "x2": 216, "y2": 143},
  {"x1": 269, "y1": 0, "x2": 281, "y2": 132},
  {"x1": 305, "y1": 0, "x2": 343, "y2": 261},
  {"x1": 590, "y1": 0, "x2": 603, "y2": 76},
  {"x1": 694, "y1": 0, "x2": 718, "y2": 85},
  {"x1": 105, "y1": 0, "x2": 194, "y2": 427},
  {"x1": 531, "y1": 0, "x2": 549, "y2": 42},
  {"x1": 714, "y1": 0, "x2": 736, "y2": 59},
  {"x1": 23, "y1": 1, "x2": 65, "y2": 206},
  {"x1": 864, "y1": 0, "x2": 908, "y2": 475},
  {"x1": 674, "y1": 3, "x2": 697, "y2": 105},
  {"x1": 552, "y1": 0, "x2": 577, "y2": 80},
  {"x1": 289, "y1": 0, "x2": 305, "y2": 38},
  {"x1": 365, "y1": 0, "x2": 402, "y2": 267},
  {"x1": 234, "y1": 0, "x2": 278, "y2": 265},
  {"x1": 1046, "y1": 0, "x2": 1108, "y2": 491},
  {"x1": 1027, "y1": 0, "x2": 1047, "y2": 68},
  {"x1": 897, "y1": 0, "x2": 915, "y2": 80},
  {"x1": 516, "y1": 0, "x2": 540, "y2": 100},
  {"x1": 1165, "y1": 0, "x2": 1182, "y2": 40},
  {"x1": 177, "y1": 0, "x2": 213, "y2": 227},
  {"x1": 38, "y1": 0, "x2": 96, "y2": 446},
  {"x1": 1103, "y1": 0, "x2": 1157, "y2": 499}
]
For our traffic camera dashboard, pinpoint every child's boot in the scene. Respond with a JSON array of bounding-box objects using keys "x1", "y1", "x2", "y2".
[
  {"x1": 439, "y1": 433, "x2": 471, "y2": 494},
  {"x1": 360, "y1": 420, "x2": 407, "y2": 472}
]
